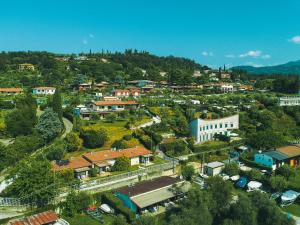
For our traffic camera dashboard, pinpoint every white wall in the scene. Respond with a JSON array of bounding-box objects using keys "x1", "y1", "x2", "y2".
[
  {"x1": 130, "y1": 157, "x2": 140, "y2": 166},
  {"x1": 191, "y1": 114, "x2": 239, "y2": 144}
]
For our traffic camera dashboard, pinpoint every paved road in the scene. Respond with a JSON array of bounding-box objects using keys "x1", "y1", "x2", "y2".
[{"x1": 61, "y1": 117, "x2": 73, "y2": 139}]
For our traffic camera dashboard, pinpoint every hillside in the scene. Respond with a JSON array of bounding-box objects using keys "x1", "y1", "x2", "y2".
[
  {"x1": 232, "y1": 60, "x2": 300, "y2": 76},
  {"x1": 0, "y1": 50, "x2": 206, "y2": 87}
]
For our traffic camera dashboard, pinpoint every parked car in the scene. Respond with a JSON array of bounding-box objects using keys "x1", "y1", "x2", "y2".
[{"x1": 235, "y1": 176, "x2": 248, "y2": 189}]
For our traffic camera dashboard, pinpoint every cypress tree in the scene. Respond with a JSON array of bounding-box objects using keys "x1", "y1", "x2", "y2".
[{"x1": 52, "y1": 87, "x2": 63, "y2": 122}]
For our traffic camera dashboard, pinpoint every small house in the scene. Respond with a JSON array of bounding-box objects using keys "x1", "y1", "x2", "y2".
[{"x1": 204, "y1": 161, "x2": 225, "y2": 176}]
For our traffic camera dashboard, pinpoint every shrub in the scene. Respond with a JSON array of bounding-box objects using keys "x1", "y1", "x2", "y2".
[
  {"x1": 112, "y1": 157, "x2": 131, "y2": 171},
  {"x1": 80, "y1": 127, "x2": 108, "y2": 148},
  {"x1": 181, "y1": 165, "x2": 195, "y2": 181},
  {"x1": 223, "y1": 163, "x2": 239, "y2": 176},
  {"x1": 123, "y1": 134, "x2": 132, "y2": 141},
  {"x1": 65, "y1": 132, "x2": 83, "y2": 152}
]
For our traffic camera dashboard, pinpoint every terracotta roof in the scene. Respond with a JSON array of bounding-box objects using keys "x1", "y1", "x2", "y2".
[
  {"x1": 276, "y1": 145, "x2": 300, "y2": 157},
  {"x1": 52, "y1": 157, "x2": 91, "y2": 171},
  {"x1": 83, "y1": 147, "x2": 152, "y2": 163},
  {"x1": 33, "y1": 87, "x2": 56, "y2": 90},
  {"x1": 113, "y1": 89, "x2": 130, "y2": 93},
  {"x1": 117, "y1": 176, "x2": 180, "y2": 197},
  {"x1": 0, "y1": 88, "x2": 23, "y2": 93},
  {"x1": 8, "y1": 210, "x2": 58, "y2": 225},
  {"x1": 93, "y1": 101, "x2": 138, "y2": 106}
]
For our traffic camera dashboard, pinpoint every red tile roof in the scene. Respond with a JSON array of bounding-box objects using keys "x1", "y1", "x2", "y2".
[
  {"x1": 52, "y1": 157, "x2": 92, "y2": 171},
  {"x1": 93, "y1": 100, "x2": 138, "y2": 106},
  {"x1": 0, "y1": 88, "x2": 23, "y2": 93},
  {"x1": 83, "y1": 147, "x2": 152, "y2": 163},
  {"x1": 8, "y1": 210, "x2": 58, "y2": 225}
]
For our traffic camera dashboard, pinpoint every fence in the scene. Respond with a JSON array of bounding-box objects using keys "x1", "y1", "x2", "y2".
[
  {"x1": 0, "y1": 197, "x2": 28, "y2": 207},
  {"x1": 80, "y1": 162, "x2": 178, "y2": 189}
]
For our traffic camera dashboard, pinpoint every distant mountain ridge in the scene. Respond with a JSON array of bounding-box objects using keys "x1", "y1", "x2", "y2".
[{"x1": 232, "y1": 60, "x2": 300, "y2": 76}]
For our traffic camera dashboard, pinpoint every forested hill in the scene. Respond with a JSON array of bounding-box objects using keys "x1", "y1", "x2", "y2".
[
  {"x1": 232, "y1": 60, "x2": 300, "y2": 76},
  {"x1": 0, "y1": 50, "x2": 207, "y2": 88}
]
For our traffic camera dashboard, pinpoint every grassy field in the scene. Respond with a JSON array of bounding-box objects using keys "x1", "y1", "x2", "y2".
[
  {"x1": 66, "y1": 118, "x2": 149, "y2": 158},
  {"x1": 288, "y1": 168, "x2": 300, "y2": 190},
  {"x1": 64, "y1": 213, "x2": 115, "y2": 225},
  {"x1": 282, "y1": 204, "x2": 300, "y2": 217}
]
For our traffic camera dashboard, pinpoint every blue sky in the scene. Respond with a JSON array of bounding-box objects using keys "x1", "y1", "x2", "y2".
[{"x1": 1, "y1": 0, "x2": 300, "y2": 68}]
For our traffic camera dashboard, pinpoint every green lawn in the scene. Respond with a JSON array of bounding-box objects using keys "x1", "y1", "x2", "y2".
[
  {"x1": 64, "y1": 213, "x2": 115, "y2": 225},
  {"x1": 282, "y1": 204, "x2": 300, "y2": 217},
  {"x1": 288, "y1": 168, "x2": 300, "y2": 190}
]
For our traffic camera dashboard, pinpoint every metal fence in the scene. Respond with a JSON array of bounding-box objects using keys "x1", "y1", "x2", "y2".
[
  {"x1": 81, "y1": 162, "x2": 178, "y2": 189},
  {"x1": 0, "y1": 197, "x2": 26, "y2": 207}
]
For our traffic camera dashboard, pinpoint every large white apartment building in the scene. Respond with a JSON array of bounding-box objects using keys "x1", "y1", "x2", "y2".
[
  {"x1": 190, "y1": 114, "x2": 239, "y2": 144},
  {"x1": 279, "y1": 96, "x2": 300, "y2": 106}
]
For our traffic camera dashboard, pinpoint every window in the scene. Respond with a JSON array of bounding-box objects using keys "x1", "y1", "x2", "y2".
[
  {"x1": 210, "y1": 125, "x2": 213, "y2": 129},
  {"x1": 231, "y1": 123, "x2": 233, "y2": 128},
  {"x1": 220, "y1": 123, "x2": 223, "y2": 128},
  {"x1": 225, "y1": 123, "x2": 228, "y2": 128},
  {"x1": 203, "y1": 126, "x2": 205, "y2": 131},
  {"x1": 215, "y1": 124, "x2": 217, "y2": 129},
  {"x1": 206, "y1": 125, "x2": 209, "y2": 130},
  {"x1": 200, "y1": 127, "x2": 202, "y2": 131}
]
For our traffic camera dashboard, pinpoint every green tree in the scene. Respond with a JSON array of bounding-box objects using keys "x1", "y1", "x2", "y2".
[
  {"x1": 223, "y1": 163, "x2": 239, "y2": 176},
  {"x1": 206, "y1": 176, "x2": 233, "y2": 217},
  {"x1": 106, "y1": 113, "x2": 117, "y2": 123},
  {"x1": 270, "y1": 175, "x2": 288, "y2": 192},
  {"x1": 276, "y1": 165, "x2": 296, "y2": 180},
  {"x1": 229, "y1": 194, "x2": 257, "y2": 225},
  {"x1": 5, "y1": 94, "x2": 37, "y2": 137},
  {"x1": 112, "y1": 156, "x2": 131, "y2": 171},
  {"x1": 5, "y1": 160, "x2": 57, "y2": 207},
  {"x1": 65, "y1": 132, "x2": 83, "y2": 152},
  {"x1": 35, "y1": 108, "x2": 63, "y2": 143},
  {"x1": 181, "y1": 165, "x2": 195, "y2": 181},
  {"x1": 80, "y1": 127, "x2": 108, "y2": 148},
  {"x1": 51, "y1": 87, "x2": 63, "y2": 122}
]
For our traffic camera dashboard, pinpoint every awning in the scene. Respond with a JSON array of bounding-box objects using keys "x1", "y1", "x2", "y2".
[
  {"x1": 131, "y1": 182, "x2": 190, "y2": 209},
  {"x1": 74, "y1": 167, "x2": 90, "y2": 173}
]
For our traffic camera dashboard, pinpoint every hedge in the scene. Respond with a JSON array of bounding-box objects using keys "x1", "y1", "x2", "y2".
[{"x1": 102, "y1": 193, "x2": 135, "y2": 222}]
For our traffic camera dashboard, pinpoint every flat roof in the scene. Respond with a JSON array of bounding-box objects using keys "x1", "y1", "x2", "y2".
[
  {"x1": 131, "y1": 182, "x2": 190, "y2": 209},
  {"x1": 206, "y1": 161, "x2": 224, "y2": 168},
  {"x1": 117, "y1": 176, "x2": 180, "y2": 197}
]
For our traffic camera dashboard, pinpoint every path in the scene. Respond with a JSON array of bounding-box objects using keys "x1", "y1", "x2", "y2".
[{"x1": 132, "y1": 109, "x2": 161, "y2": 129}]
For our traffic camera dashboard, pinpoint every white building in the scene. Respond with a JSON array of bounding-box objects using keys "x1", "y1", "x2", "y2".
[
  {"x1": 204, "y1": 161, "x2": 225, "y2": 176},
  {"x1": 190, "y1": 114, "x2": 239, "y2": 144},
  {"x1": 279, "y1": 96, "x2": 300, "y2": 106},
  {"x1": 32, "y1": 87, "x2": 56, "y2": 95},
  {"x1": 219, "y1": 84, "x2": 234, "y2": 93}
]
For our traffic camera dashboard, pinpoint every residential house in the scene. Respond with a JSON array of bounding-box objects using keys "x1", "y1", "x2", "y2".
[
  {"x1": 0, "y1": 88, "x2": 23, "y2": 95},
  {"x1": 79, "y1": 82, "x2": 92, "y2": 91},
  {"x1": 18, "y1": 63, "x2": 35, "y2": 71},
  {"x1": 52, "y1": 147, "x2": 152, "y2": 178},
  {"x1": 190, "y1": 114, "x2": 239, "y2": 144},
  {"x1": 83, "y1": 147, "x2": 152, "y2": 172},
  {"x1": 32, "y1": 87, "x2": 56, "y2": 95},
  {"x1": 279, "y1": 96, "x2": 300, "y2": 106},
  {"x1": 53, "y1": 157, "x2": 92, "y2": 179},
  {"x1": 254, "y1": 144, "x2": 300, "y2": 170},
  {"x1": 112, "y1": 88, "x2": 140, "y2": 98},
  {"x1": 8, "y1": 210, "x2": 69, "y2": 225},
  {"x1": 92, "y1": 100, "x2": 139, "y2": 112}
]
